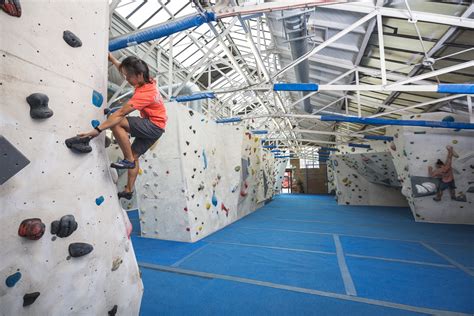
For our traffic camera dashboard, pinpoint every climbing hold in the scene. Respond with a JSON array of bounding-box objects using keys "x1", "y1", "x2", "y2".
[
  {"x1": 1, "y1": 0, "x2": 21, "y2": 17},
  {"x1": 92, "y1": 90, "x2": 103, "y2": 107},
  {"x1": 0, "y1": 135, "x2": 30, "y2": 185},
  {"x1": 108, "y1": 305, "x2": 118, "y2": 316},
  {"x1": 111, "y1": 257, "x2": 123, "y2": 271},
  {"x1": 198, "y1": 183, "x2": 204, "y2": 191},
  {"x1": 390, "y1": 143, "x2": 396, "y2": 151},
  {"x1": 95, "y1": 196, "x2": 105, "y2": 206},
  {"x1": 442, "y1": 115, "x2": 455, "y2": 122},
  {"x1": 23, "y1": 292, "x2": 40, "y2": 307},
  {"x1": 234, "y1": 166, "x2": 241, "y2": 172},
  {"x1": 452, "y1": 140, "x2": 458, "y2": 144},
  {"x1": 63, "y1": 30, "x2": 82, "y2": 48},
  {"x1": 68, "y1": 242, "x2": 93, "y2": 257},
  {"x1": 184, "y1": 207, "x2": 188, "y2": 212},
  {"x1": 18, "y1": 218, "x2": 45, "y2": 240},
  {"x1": 26, "y1": 93, "x2": 53, "y2": 119},
  {"x1": 51, "y1": 215, "x2": 78, "y2": 238},
  {"x1": 5, "y1": 272, "x2": 21, "y2": 288},
  {"x1": 105, "y1": 136, "x2": 112, "y2": 148},
  {"x1": 205, "y1": 203, "x2": 211, "y2": 210},
  {"x1": 221, "y1": 203, "x2": 229, "y2": 217},
  {"x1": 211, "y1": 192, "x2": 218, "y2": 207},
  {"x1": 65, "y1": 136, "x2": 92, "y2": 153},
  {"x1": 188, "y1": 110, "x2": 194, "y2": 116},
  {"x1": 202, "y1": 150, "x2": 207, "y2": 169},
  {"x1": 91, "y1": 120, "x2": 100, "y2": 128}
]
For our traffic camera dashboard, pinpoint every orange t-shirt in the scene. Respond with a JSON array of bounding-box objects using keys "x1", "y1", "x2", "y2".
[{"x1": 128, "y1": 79, "x2": 167, "y2": 130}]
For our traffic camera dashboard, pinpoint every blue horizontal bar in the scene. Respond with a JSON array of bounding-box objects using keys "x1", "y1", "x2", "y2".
[
  {"x1": 270, "y1": 149, "x2": 281, "y2": 153},
  {"x1": 349, "y1": 143, "x2": 371, "y2": 149},
  {"x1": 175, "y1": 92, "x2": 215, "y2": 102},
  {"x1": 320, "y1": 147, "x2": 339, "y2": 152},
  {"x1": 216, "y1": 117, "x2": 242, "y2": 123},
  {"x1": 364, "y1": 135, "x2": 394, "y2": 141},
  {"x1": 109, "y1": 12, "x2": 216, "y2": 51},
  {"x1": 437, "y1": 84, "x2": 474, "y2": 94},
  {"x1": 262, "y1": 145, "x2": 277, "y2": 149},
  {"x1": 320, "y1": 115, "x2": 474, "y2": 130},
  {"x1": 251, "y1": 130, "x2": 268, "y2": 135},
  {"x1": 273, "y1": 83, "x2": 319, "y2": 92},
  {"x1": 275, "y1": 155, "x2": 293, "y2": 159}
]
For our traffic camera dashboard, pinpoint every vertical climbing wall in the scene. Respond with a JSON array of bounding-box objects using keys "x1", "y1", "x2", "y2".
[
  {"x1": 136, "y1": 102, "x2": 279, "y2": 242},
  {"x1": 0, "y1": 1, "x2": 143, "y2": 314},
  {"x1": 330, "y1": 148, "x2": 407, "y2": 207},
  {"x1": 388, "y1": 112, "x2": 474, "y2": 224},
  {"x1": 273, "y1": 158, "x2": 288, "y2": 194}
]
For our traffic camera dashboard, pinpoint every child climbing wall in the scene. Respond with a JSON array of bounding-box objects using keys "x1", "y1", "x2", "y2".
[
  {"x1": 0, "y1": 1, "x2": 143, "y2": 314},
  {"x1": 388, "y1": 112, "x2": 474, "y2": 224}
]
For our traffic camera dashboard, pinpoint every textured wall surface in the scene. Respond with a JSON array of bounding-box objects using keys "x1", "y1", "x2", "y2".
[
  {"x1": 136, "y1": 103, "x2": 279, "y2": 242},
  {"x1": 388, "y1": 113, "x2": 474, "y2": 224},
  {"x1": 0, "y1": 1, "x2": 143, "y2": 314},
  {"x1": 330, "y1": 147, "x2": 407, "y2": 207}
]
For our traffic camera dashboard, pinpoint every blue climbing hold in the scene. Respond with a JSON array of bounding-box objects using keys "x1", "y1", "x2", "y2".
[
  {"x1": 6, "y1": 272, "x2": 21, "y2": 288},
  {"x1": 212, "y1": 191, "x2": 218, "y2": 207},
  {"x1": 92, "y1": 90, "x2": 104, "y2": 108},
  {"x1": 202, "y1": 149, "x2": 207, "y2": 170},
  {"x1": 91, "y1": 120, "x2": 100, "y2": 128},
  {"x1": 95, "y1": 196, "x2": 105, "y2": 206},
  {"x1": 442, "y1": 115, "x2": 455, "y2": 122}
]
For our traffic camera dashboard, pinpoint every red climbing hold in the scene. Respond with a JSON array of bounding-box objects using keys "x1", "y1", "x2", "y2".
[
  {"x1": 18, "y1": 218, "x2": 45, "y2": 240},
  {"x1": 1, "y1": 0, "x2": 21, "y2": 17},
  {"x1": 221, "y1": 203, "x2": 229, "y2": 217}
]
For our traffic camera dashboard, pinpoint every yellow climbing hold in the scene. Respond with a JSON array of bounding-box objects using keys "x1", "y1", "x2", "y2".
[
  {"x1": 205, "y1": 203, "x2": 211, "y2": 210},
  {"x1": 138, "y1": 168, "x2": 143, "y2": 175},
  {"x1": 452, "y1": 140, "x2": 458, "y2": 144},
  {"x1": 198, "y1": 226, "x2": 203, "y2": 231}
]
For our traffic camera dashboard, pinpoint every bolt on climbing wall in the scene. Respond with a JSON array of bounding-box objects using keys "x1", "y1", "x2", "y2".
[
  {"x1": 387, "y1": 113, "x2": 474, "y2": 224},
  {"x1": 135, "y1": 102, "x2": 279, "y2": 242},
  {"x1": 0, "y1": 1, "x2": 143, "y2": 314},
  {"x1": 330, "y1": 146, "x2": 407, "y2": 207}
]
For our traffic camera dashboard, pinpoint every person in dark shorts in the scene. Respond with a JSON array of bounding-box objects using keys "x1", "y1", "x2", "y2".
[
  {"x1": 79, "y1": 53, "x2": 167, "y2": 200},
  {"x1": 428, "y1": 145, "x2": 457, "y2": 202}
]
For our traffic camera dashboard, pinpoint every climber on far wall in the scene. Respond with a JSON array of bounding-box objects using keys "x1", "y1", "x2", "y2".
[
  {"x1": 428, "y1": 145, "x2": 457, "y2": 202},
  {"x1": 78, "y1": 53, "x2": 167, "y2": 200}
]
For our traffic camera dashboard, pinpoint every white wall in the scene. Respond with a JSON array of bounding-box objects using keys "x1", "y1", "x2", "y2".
[
  {"x1": 0, "y1": 1, "x2": 143, "y2": 314},
  {"x1": 136, "y1": 103, "x2": 279, "y2": 242}
]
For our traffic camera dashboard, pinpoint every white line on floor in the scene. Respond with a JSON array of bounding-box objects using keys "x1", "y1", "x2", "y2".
[{"x1": 333, "y1": 234, "x2": 357, "y2": 296}]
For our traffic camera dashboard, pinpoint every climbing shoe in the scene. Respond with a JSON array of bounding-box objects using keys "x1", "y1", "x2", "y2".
[
  {"x1": 118, "y1": 191, "x2": 134, "y2": 200},
  {"x1": 110, "y1": 159, "x2": 136, "y2": 169}
]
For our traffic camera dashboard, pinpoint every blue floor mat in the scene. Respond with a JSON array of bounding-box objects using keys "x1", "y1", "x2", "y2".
[
  {"x1": 139, "y1": 268, "x2": 428, "y2": 316},
  {"x1": 203, "y1": 226, "x2": 336, "y2": 253},
  {"x1": 132, "y1": 235, "x2": 207, "y2": 266},
  {"x1": 425, "y1": 242, "x2": 474, "y2": 267},
  {"x1": 346, "y1": 256, "x2": 474, "y2": 313},
  {"x1": 176, "y1": 242, "x2": 346, "y2": 294},
  {"x1": 340, "y1": 236, "x2": 450, "y2": 265}
]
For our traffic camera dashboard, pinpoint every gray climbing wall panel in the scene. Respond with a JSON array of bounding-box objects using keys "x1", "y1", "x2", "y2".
[
  {"x1": 0, "y1": 1, "x2": 143, "y2": 314},
  {"x1": 0, "y1": 135, "x2": 30, "y2": 185},
  {"x1": 330, "y1": 146, "x2": 407, "y2": 207},
  {"x1": 388, "y1": 112, "x2": 474, "y2": 224},
  {"x1": 135, "y1": 102, "x2": 279, "y2": 242}
]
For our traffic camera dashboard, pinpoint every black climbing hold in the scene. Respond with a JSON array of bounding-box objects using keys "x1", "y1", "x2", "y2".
[
  {"x1": 51, "y1": 215, "x2": 78, "y2": 238},
  {"x1": 104, "y1": 108, "x2": 110, "y2": 115},
  {"x1": 23, "y1": 292, "x2": 40, "y2": 307},
  {"x1": 65, "y1": 136, "x2": 92, "y2": 153},
  {"x1": 18, "y1": 218, "x2": 45, "y2": 240},
  {"x1": 0, "y1": 135, "x2": 30, "y2": 185},
  {"x1": 26, "y1": 93, "x2": 53, "y2": 119},
  {"x1": 68, "y1": 242, "x2": 93, "y2": 257},
  {"x1": 188, "y1": 110, "x2": 194, "y2": 116},
  {"x1": 63, "y1": 30, "x2": 82, "y2": 48},
  {"x1": 108, "y1": 305, "x2": 118, "y2": 316},
  {"x1": 5, "y1": 271, "x2": 21, "y2": 288}
]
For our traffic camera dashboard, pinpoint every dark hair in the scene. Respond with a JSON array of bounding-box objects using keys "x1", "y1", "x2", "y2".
[
  {"x1": 436, "y1": 159, "x2": 444, "y2": 166},
  {"x1": 119, "y1": 56, "x2": 152, "y2": 84}
]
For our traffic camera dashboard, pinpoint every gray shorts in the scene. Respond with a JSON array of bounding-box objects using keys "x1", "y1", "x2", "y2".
[
  {"x1": 127, "y1": 116, "x2": 164, "y2": 156},
  {"x1": 439, "y1": 180, "x2": 455, "y2": 191}
]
